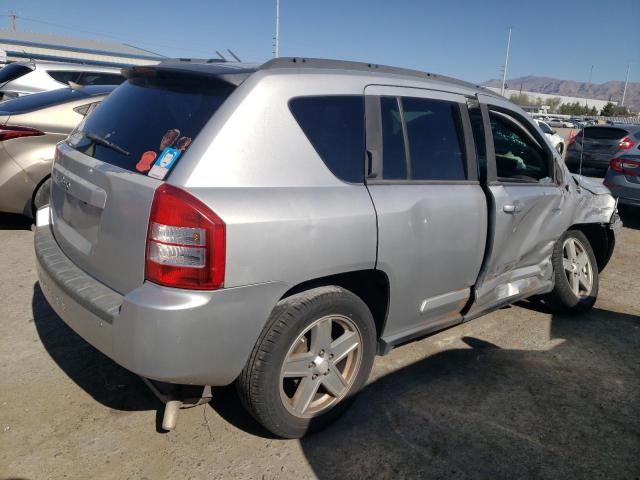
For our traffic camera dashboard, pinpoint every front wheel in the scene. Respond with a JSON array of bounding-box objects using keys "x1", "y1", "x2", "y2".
[
  {"x1": 237, "y1": 286, "x2": 376, "y2": 438},
  {"x1": 544, "y1": 230, "x2": 599, "y2": 313}
]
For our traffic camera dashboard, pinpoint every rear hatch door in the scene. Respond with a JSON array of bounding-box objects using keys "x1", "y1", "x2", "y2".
[
  {"x1": 577, "y1": 126, "x2": 629, "y2": 156},
  {"x1": 50, "y1": 68, "x2": 239, "y2": 294}
]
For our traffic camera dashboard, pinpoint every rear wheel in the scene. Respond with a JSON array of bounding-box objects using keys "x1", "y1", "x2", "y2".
[
  {"x1": 544, "y1": 230, "x2": 598, "y2": 313},
  {"x1": 237, "y1": 286, "x2": 376, "y2": 438},
  {"x1": 31, "y1": 176, "x2": 51, "y2": 217}
]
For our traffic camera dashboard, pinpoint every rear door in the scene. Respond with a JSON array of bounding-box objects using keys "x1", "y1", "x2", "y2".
[
  {"x1": 469, "y1": 94, "x2": 567, "y2": 314},
  {"x1": 364, "y1": 85, "x2": 487, "y2": 343},
  {"x1": 50, "y1": 71, "x2": 236, "y2": 294}
]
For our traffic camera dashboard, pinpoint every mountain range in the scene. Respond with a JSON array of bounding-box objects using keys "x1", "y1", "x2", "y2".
[{"x1": 482, "y1": 75, "x2": 639, "y2": 111}]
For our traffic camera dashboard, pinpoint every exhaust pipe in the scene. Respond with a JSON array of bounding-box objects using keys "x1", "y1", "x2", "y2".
[{"x1": 162, "y1": 399, "x2": 183, "y2": 431}]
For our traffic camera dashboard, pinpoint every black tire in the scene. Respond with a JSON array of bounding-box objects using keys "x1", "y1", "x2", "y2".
[
  {"x1": 544, "y1": 230, "x2": 599, "y2": 313},
  {"x1": 32, "y1": 176, "x2": 51, "y2": 217},
  {"x1": 237, "y1": 286, "x2": 376, "y2": 438}
]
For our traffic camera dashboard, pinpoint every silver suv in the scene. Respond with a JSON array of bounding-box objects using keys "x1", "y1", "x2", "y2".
[{"x1": 34, "y1": 58, "x2": 621, "y2": 438}]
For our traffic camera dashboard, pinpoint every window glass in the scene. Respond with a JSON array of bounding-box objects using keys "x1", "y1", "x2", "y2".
[
  {"x1": 67, "y1": 77, "x2": 233, "y2": 174},
  {"x1": 380, "y1": 96, "x2": 407, "y2": 179},
  {"x1": 468, "y1": 106, "x2": 486, "y2": 181},
  {"x1": 582, "y1": 127, "x2": 629, "y2": 140},
  {"x1": 537, "y1": 121, "x2": 553, "y2": 134},
  {"x1": 48, "y1": 71, "x2": 82, "y2": 85},
  {"x1": 401, "y1": 97, "x2": 466, "y2": 180},
  {"x1": 0, "y1": 63, "x2": 33, "y2": 83},
  {"x1": 289, "y1": 96, "x2": 365, "y2": 183},
  {"x1": 489, "y1": 112, "x2": 550, "y2": 183},
  {"x1": 77, "y1": 72, "x2": 124, "y2": 86}
]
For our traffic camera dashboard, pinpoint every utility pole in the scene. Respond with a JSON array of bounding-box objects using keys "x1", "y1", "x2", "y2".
[
  {"x1": 500, "y1": 27, "x2": 512, "y2": 97},
  {"x1": 621, "y1": 63, "x2": 631, "y2": 107},
  {"x1": 274, "y1": 0, "x2": 280, "y2": 58},
  {"x1": 585, "y1": 64, "x2": 593, "y2": 107}
]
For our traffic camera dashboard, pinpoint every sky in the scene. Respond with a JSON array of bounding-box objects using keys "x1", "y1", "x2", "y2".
[{"x1": 2, "y1": 0, "x2": 639, "y2": 84}]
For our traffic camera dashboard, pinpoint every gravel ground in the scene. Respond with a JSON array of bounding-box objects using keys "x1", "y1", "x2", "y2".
[{"x1": 0, "y1": 210, "x2": 639, "y2": 480}]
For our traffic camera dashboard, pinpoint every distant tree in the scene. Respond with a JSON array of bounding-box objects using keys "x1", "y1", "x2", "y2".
[
  {"x1": 600, "y1": 102, "x2": 616, "y2": 116},
  {"x1": 589, "y1": 106, "x2": 598, "y2": 116},
  {"x1": 546, "y1": 97, "x2": 562, "y2": 113},
  {"x1": 509, "y1": 93, "x2": 531, "y2": 106}
]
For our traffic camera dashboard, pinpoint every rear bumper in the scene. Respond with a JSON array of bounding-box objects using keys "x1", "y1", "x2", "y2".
[
  {"x1": 565, "y1": 151, "x2": 612, "y2": 170},
  {"x1": 603, "y1": 173, "x2": 640, "y2": 207},
  {"x1": 35, "y1": 219, "x2": 288, "y2": 386}
]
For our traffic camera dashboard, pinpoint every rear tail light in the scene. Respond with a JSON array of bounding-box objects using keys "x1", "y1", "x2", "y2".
[
  {"x1": 618, "y1": 137, "x2": 637, "y2": 150},
  {"x1": 145, "y1": 184, "x2": 225, "y2": 290},
  {"x1": 610, "y1": 157, "x2": 640, "y2": 176},
  {"x1": 0, "y1": 125, "x2": 45, "y2": 142}
]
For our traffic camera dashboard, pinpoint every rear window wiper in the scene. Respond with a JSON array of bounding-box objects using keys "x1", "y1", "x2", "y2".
[{"x1": 85, "y1": 132, "x2": 130, "y2": 156}]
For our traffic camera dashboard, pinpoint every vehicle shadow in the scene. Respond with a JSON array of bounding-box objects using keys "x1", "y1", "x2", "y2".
[
  {"x1": 296, "y1": 306, "x2": 640, "y2": 479},
  {"x1": 0, "y1": 212, "x2": 32, "y2": 230},
  {"x1": 30, "y1": 282, "x2": 166, "y2": 431},
  {"x1": 618, "y1": 207, "x2": 639, "y2": 230}
]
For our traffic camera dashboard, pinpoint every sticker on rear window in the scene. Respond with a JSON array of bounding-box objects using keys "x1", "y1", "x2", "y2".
[
  {"x1": 177, "y1": 136, "x2": 192, "y2": 151},
  {"x1": 160, "y1": 129, "x2": 181, "y2": 150},
  {"x1": 148, "y1": 147, "x2": 181, "y2": 179},
  {"x1": 136, "y1": 150, "x2": 157, "y2": 173}
]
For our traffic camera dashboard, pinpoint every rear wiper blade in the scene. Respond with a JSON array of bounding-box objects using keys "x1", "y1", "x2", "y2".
[{"x1": 85, "y1": 132, "x2": 130, "y2": 156}]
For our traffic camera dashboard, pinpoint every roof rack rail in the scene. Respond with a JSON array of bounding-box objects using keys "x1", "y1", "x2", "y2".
[
  {"x1": 158, "y1": 57, "x2": 228, "y2": 65},
  {"x1": 259, "y1": 57, "x2": 485, "y2": 91}
]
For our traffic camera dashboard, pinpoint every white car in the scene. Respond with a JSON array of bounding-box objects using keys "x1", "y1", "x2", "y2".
[
  {"x1": 0, "y1": 61, "x2": 124, "y2": 100},
  {"x1": 547, "y1": 118, "x2": 574, "y2": 128},
  {"x1": 536, "y1": 120, "x2": 566, "y2": 155}
]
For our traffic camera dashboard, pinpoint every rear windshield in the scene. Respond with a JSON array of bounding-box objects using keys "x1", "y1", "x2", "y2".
[
  {"x1": 582, "y1": 127, "x2": 629, "y2": 140},
  {"x1": 67, "y1": 77, "x2": 233, "y2": 175},
  {"x1": 0, "y1": 85, "x2": 115, "y2": 114},
  {"x1": 0, "y1": 63, "x2": 33, "y2": 84}
]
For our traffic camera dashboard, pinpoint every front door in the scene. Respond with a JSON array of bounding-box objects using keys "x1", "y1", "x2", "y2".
[{"x1": 470, "y1": 94, "x2": 568, "y2": 314}]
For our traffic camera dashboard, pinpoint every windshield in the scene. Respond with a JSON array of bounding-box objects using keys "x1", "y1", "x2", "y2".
[{"x1": 67, "y1": 77, "x2": 234, "y2": 177}]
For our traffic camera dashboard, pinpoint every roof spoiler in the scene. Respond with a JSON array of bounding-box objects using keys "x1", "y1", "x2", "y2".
[{"x1": 122, "y1": 63, "x2": 255, "y2": 87}]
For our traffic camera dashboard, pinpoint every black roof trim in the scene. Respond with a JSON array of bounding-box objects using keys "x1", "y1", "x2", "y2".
[
  {"x1": 260, "y1": 57, "x2": 492, "y2": 94},
  {"x1": 123, "y1": 61, "x2": 258, "y2": 86}
]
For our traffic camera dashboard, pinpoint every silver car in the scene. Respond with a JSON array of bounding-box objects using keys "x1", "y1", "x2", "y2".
[
  {"x1": 34, "y1": 58, "x2": 621, "y2": 438},
  {"x1": 0, "y1": 85, "x2": 115, "y2": 217},
  {"x1": 0, "y1": 61, "x2": 124, "y2": 100}
]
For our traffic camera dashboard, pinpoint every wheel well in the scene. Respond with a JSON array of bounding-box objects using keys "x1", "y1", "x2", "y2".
[
  {"x1": 570, "y1": 223, "x2": 615, "y2": 272},
  {"x1": 281, "y1": 270, "x2": 390, "y2": 340},
  {"x1": 29, "y1": 174, "x2": 51, "y2": 218}
]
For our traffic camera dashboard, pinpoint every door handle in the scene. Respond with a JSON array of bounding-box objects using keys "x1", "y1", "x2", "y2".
[{"x1": 503, "y1": 204, "x2": 522, "y2": 214}]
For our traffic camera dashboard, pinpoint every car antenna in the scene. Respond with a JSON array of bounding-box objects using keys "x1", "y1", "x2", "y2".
[
  {"x1": 578, "y1": 125, "x2": 585, "y2": 176},
  {"x1": 227, "y1": 49, "x2": 241, "y2": 62},
  {"x1": 215, "y1": 50, "x2": 228, "y2": 61}
]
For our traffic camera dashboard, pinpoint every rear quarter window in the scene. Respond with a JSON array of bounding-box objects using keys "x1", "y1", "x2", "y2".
[{"x1": 289, "y1": 95, "x2": 365, "y2": 183}]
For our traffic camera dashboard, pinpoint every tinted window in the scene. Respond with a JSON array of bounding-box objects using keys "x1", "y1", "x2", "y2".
[
  {"x1": 67, "y1": 77, "x2": 233, "y2": 174},
  {"x1": 401, "y1": 97, "x2": 466, "y2": 180},
  {"x1": 380, "y1": 96, "x2": 407, "y2": 179},
  {"x1": 582, "y1": 127, "x2": 629, "y2": 140},
  {"x1": 48, "y1": 71, "x2": 82, "y2": 85},
  {"x1": 490, "y1": 112, "x2": 550, "y2": 182},
  {"x1": 77, "y1": 72, "x2": 124, "y2": 86},
  {"x1": 0, "y1": 63, "x2": 33, "y2": 83},
  {"x1": 468, "y1": 106, "x2": 487, "y2": 181},
  {"x1": 537, "y1": 121, "x2": 553, "y2": 134},
  {"x1": 0, "y1": 86, "x2": 114, "y2": 114},
  {"x1": 289, "y1": 96, "x2": 365, "y2": 183}
]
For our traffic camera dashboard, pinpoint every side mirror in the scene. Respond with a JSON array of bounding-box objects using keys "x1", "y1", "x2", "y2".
[{"x1": 551, "y1": 129, "x2": 557, "y2": 134}]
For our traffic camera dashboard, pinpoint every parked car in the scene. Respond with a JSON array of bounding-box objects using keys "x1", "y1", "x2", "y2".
[
  {"x1": 0, "y1": 85, "x2": 116, "y2": 217},
  {"x1": 604, "y1": 136, "x2": 640, "y2": 209},
  {"x1": 34, "y1": 58, "x2": 620, "y2": 439},
  {"x1": 569, "y1": 118, "x2": 587, "y2": 128},
  {"x1": 548, "y1": 118, "x2": 573, "y2": 128},
  {"x1": 536, "y1": 120, "x2": 565, "y2": 154},
  {"x1": 565, "y1": 124, "x2": 640, "y2": 175},
  {"x1": 0, "y1": 61, "x2": 124, "y2": 100}
]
